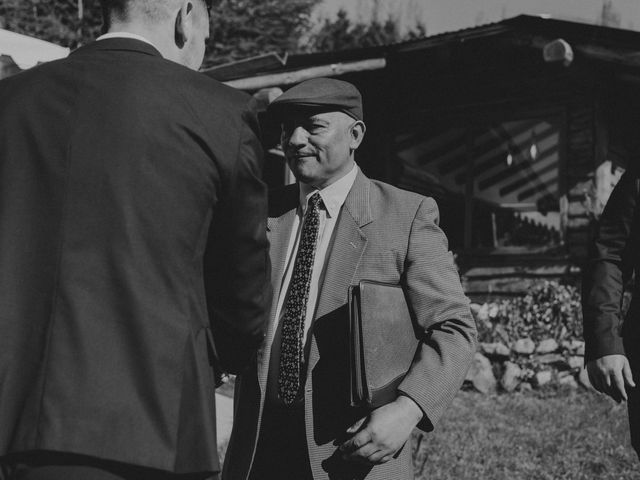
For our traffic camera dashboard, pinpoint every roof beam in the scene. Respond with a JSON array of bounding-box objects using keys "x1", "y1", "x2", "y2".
[{"x1": 223, "y1": 58, "x2": 386, "y2": 90}]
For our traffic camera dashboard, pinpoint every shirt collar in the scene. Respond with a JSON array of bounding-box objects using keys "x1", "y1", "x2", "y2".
[
  {"x1": 96, "y1": 32, "x2": 160, "y2": 53},
  {"x1": 299, "y1": 164, "x2": 358, "y2": 218}
]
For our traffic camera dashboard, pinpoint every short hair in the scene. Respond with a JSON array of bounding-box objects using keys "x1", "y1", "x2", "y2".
[
  {"x1": 100, "y1": 0, "x2": 128, "y2": 32},
  {"x1": 100, "y1": 0, "x2": 210, "y2": 32}
]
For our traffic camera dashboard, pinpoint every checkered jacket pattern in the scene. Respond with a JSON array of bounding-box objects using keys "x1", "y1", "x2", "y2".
[{"x1": 223, "y1": 169, "x2": 477, "y2": 480}]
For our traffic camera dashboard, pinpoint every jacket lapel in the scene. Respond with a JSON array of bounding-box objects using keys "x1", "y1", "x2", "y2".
[
  {"x1": 307, "y1": 170, "x2": 373, "y2": 375},
  {"x1": 258, "y1": 187, "x2": 299, "y2": 393}
]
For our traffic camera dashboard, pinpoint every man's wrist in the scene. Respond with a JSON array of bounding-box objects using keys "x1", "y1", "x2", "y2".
[{"x1": 395, "y1": 393, "x2": 424, "y2": 425}]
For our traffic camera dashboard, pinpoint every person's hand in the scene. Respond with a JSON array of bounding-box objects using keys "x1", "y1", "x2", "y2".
[
  {"x1": 586, "y1": 354, "x2": 636, "y2": 402},
  {"x1": 339, "y1": 395, "x2": 423, "y2": 465}
]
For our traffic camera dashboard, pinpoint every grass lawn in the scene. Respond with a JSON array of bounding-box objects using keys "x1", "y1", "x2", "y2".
[{"x1": 414, "y1": 387, "x2": 638, "y2": 480}]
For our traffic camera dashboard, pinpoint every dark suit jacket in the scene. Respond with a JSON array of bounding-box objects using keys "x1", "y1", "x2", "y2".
[
  {"x1": 0, "y1": 39, "x2": 270, "y2": 474},
  {"x1": 223, "y1": 169, "x2": 477, "y2": 480},
  {"x1": 583, "y1": 170, "x2": 640, "y2": 363}
]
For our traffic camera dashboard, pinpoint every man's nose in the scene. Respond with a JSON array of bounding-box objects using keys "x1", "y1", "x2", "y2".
[{"x1": 287, "y1": 126, "x2": 307, "y2": 146}]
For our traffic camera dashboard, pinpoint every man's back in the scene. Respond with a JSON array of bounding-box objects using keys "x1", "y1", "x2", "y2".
[{"x1": 0, "y1": 38, "x2": 269, "y2": 473}]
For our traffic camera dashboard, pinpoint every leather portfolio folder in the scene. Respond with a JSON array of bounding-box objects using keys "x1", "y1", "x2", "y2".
[{"x1": 348, "y1": 280, "x2": 418, "y2": 409}]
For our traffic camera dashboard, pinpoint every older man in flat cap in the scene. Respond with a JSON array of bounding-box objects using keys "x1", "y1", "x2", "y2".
[{"x1": 223, "y1": 78, "x2": 476, "y2": 480}]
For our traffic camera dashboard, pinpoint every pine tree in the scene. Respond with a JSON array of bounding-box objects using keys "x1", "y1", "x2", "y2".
[
  {"x1": 0, "y1": 0, "x2": 103, "y2": 49},
  {"x1": 0, "y1": 0, "x2": 320, "y2": 66},
  {"x1": 307, "y1": 9, "x2": 426, "y2": 53},
  {"x1": 205, "y1": 0, "x2": 319, "y2": 67},
  {"x1": 0, "y1": 1, "x2": 423, "y2": 67}
]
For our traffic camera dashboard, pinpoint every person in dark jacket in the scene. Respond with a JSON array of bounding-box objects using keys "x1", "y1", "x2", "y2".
[
  {"x1": 583, "y1": 168, "x2": 639, "y2": 457},
  {"x1": 0, "y1": 1, "x2": 270, "y2": 479}
]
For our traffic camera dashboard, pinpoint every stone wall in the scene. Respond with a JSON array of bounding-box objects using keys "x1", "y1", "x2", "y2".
[{"x1": 465, "y1": 281, "x2": 591, "y2": 393}]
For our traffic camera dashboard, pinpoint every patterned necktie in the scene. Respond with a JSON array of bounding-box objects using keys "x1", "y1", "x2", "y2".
[{"x1": 278, "y1": 192, "x2": 322, "y2": 405}]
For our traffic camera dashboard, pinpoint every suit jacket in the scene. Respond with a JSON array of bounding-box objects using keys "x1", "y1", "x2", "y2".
[
  {"x1": 223, "y1": 169, "x2": 477, "y2": 480},
  {"x1": 0, "y1": 39, "x2": 270, "y2": 474},
  {"x1": 583, "y1": 170, "x2": 640, "y2": 363}
]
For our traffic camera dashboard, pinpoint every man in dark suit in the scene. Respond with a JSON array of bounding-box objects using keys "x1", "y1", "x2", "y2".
[
  {"x1": 583, "y1": 169, "x2": 639, "y2": 457},
  {"x1": 223, "y1": 78, "x2": 477, "y2": 480},
  {"x1": 0, "y1": 1, "x2": 270, "y2": 479}
]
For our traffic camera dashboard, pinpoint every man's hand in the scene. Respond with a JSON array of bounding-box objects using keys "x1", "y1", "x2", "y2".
[
  {"x1": 339, "y1": 395, "x2": 424, "y2": 465},
  {"x1": 586, "y1": 354, "x2": 636, "y2": 403}
]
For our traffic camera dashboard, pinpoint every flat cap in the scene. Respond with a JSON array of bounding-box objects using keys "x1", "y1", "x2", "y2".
[{"x1": 268, "y1": 77, "x2": 363, "y2": 121}]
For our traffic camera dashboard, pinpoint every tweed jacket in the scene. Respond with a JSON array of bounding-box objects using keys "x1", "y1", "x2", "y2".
[
  {"x1": 0, "y1": 39, "x2": 270, "y2": 474},
  {"x1": 223, "y1": 169, "x2": 476, "y2": 480},
  {"x1": 583, "y1": 170, "x2": 640, "y2": 363}
]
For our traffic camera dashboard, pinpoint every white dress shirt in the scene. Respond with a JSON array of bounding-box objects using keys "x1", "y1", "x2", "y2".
[
  {"x1": 274, "y1": 164, "x2": 358, "y2": 342},
  {"x1": 96, "y1": 32, "x2": 160, "y2": 53}
]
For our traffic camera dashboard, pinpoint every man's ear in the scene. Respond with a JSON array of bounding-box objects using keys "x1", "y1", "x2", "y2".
[
  {"x1": 350, "y1": 121, "x2": 366, "y2": 150},
  {"x1": 174, "y1": 1, "x2": 194, "y2": 48}
]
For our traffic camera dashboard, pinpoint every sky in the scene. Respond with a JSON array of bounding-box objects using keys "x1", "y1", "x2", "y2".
[{"x1": 312, "y1": 0, "x2": 640, "y2": 35}]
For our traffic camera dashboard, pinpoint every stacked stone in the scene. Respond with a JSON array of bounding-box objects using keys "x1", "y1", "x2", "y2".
[{"x1": 465, "y1": 303, "x2": 590, "y2": 394}]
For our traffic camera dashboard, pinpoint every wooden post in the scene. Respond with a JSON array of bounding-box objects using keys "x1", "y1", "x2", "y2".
[
  {"x1": 491, "y1": 212, "x2": 498, "y2": 248},
  {"x1": 559, "y1": 194, "x2": 568, "y2": 245},
  {"x1": 559, "y1": 109, "x2": 569, "y2": 246},
  {"x1": 224, "y1": 59, "x2": 386, "y2": 90},
  {"x1": 464, "y1": 128, "x2": 475, "y2": 250},
  {"x1": 78, "y1": 0, "x2": 84, "y2": 20},
  {"x1": 284, "y1": 163, "x2": 296, "y2": 186}
]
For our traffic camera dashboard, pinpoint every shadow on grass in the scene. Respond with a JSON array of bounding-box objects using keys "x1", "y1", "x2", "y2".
[
  {"x1": 215, "y1": 386, "x2": 637, "y2": 479},
  {"x1": 413, "y1": 387, "x2": 638, "y2": 480}
]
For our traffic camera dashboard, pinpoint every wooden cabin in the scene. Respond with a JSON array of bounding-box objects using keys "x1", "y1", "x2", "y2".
[{"x1": 206, "y1": 15, "x2": 640, "y2": 298}]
